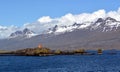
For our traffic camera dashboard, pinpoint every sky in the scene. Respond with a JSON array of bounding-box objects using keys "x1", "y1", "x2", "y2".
[
  {"x1": 0, "y1": 0, "x2": 120, "y2": 38},
  {"x1": 0, "y1": 0, "x2": 120, "y2": 26}
]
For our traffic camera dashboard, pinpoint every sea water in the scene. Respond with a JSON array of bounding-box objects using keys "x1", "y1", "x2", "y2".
[{"x1": 0, "y1": 54, "x2": 120, "y2": 72}]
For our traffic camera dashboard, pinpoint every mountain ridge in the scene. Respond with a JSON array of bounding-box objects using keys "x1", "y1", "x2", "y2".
[
  {"x1": 1, "y1": 17, "x2": 120, "y2": 50},
  {"x1": 45, "y1": 17, "x2": 120, "y2": 35}
]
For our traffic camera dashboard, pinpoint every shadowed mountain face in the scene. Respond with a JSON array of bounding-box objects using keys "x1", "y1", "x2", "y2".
[{"x1": 1, "y1": 17, "x2": 120, "y2": 50}]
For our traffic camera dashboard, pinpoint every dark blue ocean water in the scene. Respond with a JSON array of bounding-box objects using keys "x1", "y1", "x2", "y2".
[{"x1": 0, "y1": 54, "x2": 120, "y2": 72}]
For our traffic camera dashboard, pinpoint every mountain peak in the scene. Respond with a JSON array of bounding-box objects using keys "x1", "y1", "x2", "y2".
[
  {"x1": 105, "y1": 17, "x2": 117, "y2": 22},
  {"x1": 10, "y1": 31, "x2": 23, "y2": 37},
  {"x1": 95, "y1": 18, "x2": 104, "y2": 23},
  {"x1": 9, "y1": 28, "x2": 37, "y2": 38},
  {"x1": 72, "y1": 23, "x2": 81, "y2": 26},
  {"x1": 23, "y1": 28, "x2": 34, "y2": 34},
  {"x1": 23, "y1": 28, "x2": 30, "y2": 32}
]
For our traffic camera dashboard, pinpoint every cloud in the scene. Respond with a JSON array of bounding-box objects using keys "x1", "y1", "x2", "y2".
[
  {"x1": 0, "y1": 25, "x2": 19, "y2": 39},
  {"x1": 107, "y1": 11, "x2": 120, "y2": 21},
  {"x1": 37, "y1": 16, "x2": 52, "y2": 23},
  {"x1": 1, "y1": 7, "x2": 120, "y2": 39},
  {"x1": 23, "y1": 9, "x2": 107, "y2": 34}
]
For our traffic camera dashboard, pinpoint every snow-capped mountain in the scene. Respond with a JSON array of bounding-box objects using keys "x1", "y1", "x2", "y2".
[
  {"x1": 1, "y1": 17, "x2": 120, "y2": 50},
  {"x1": 8, "y1": 17, "x2": 120, "y2": 39},
  {"x1": 46, "y1": 22, "x2": 92, "y2": 35},
  {"x1": 9, "y1": 28, "x2": 37, "y2": 38},
  {"x1": 90, "y1": 17, "x2": 120, "y2": 32},
  {"x1": 46, "y1": 17, "x2": 120, "y2": 34}
]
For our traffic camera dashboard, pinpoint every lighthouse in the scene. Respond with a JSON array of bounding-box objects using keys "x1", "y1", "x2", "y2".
[{"x1": 38, "y1": 44, "x2": 42, "y2": 49}]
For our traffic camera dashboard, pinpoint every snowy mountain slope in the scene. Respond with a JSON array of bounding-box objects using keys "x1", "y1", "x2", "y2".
[
  {"x1": 46, "y1": 17, "x2": 120, "y2": 35},
  {"x1": 46, "y1": 22, "x2": 92, "y2": 35}
]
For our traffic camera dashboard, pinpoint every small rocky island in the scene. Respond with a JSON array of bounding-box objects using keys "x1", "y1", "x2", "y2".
[
  {"x1": 12, "y1": 44, "x2": 95, "y2": 56},
  {"x1": 0, "y1": 44, "x2": 117, "y2": 56}
]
